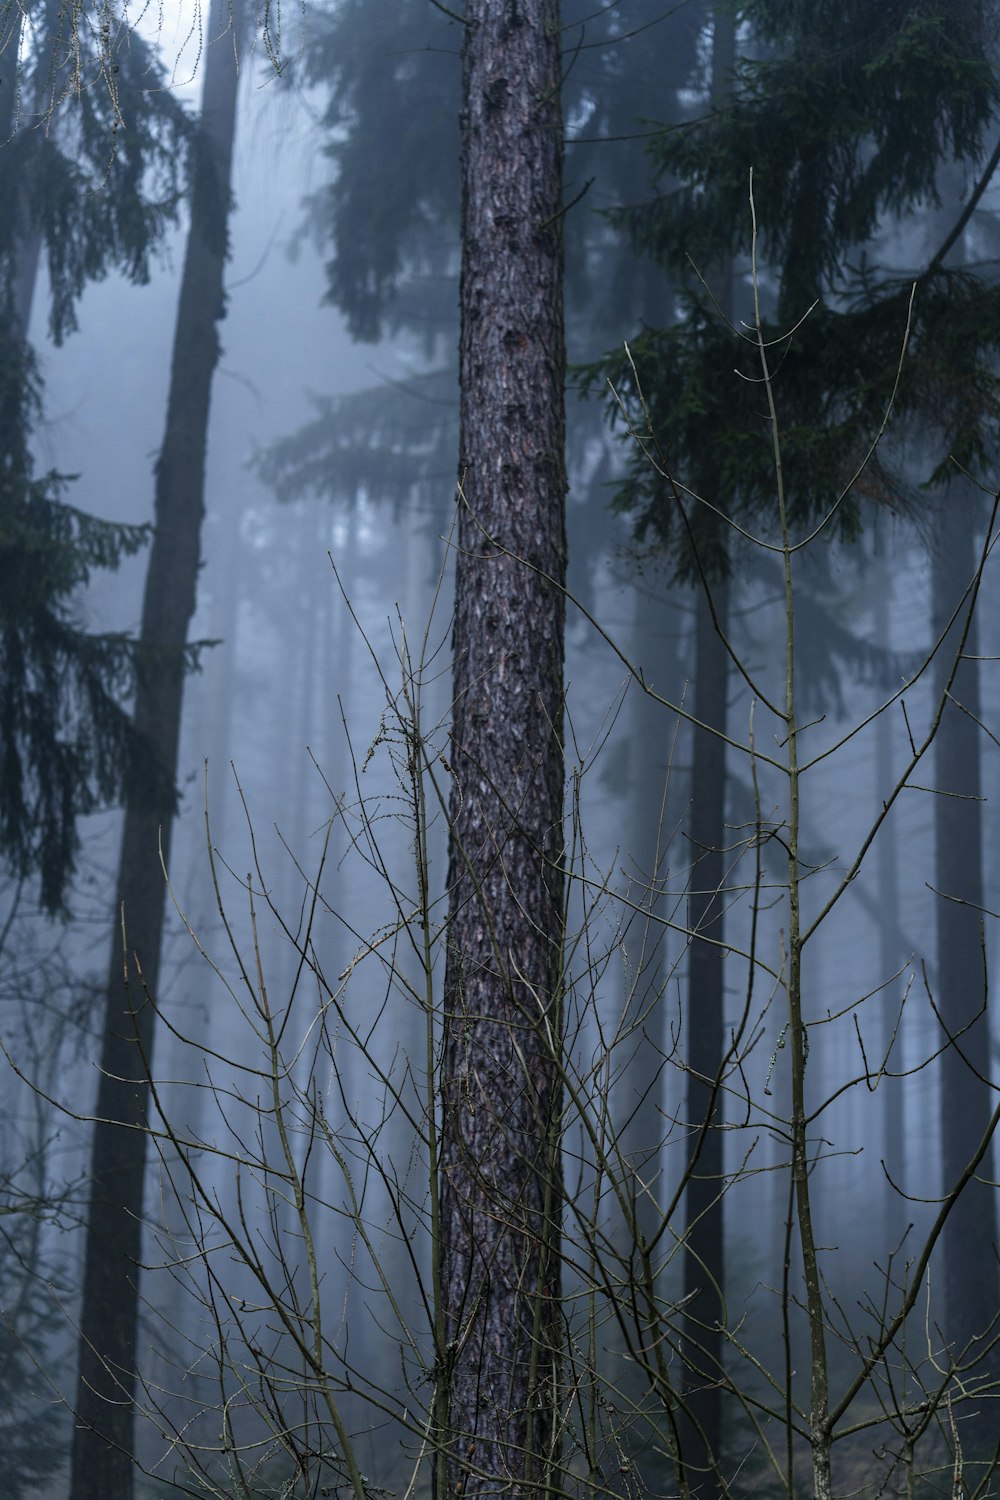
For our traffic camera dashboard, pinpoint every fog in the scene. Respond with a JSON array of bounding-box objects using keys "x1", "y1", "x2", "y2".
[{"x1": 2, "y1": 3, "x2": 1000, "y2": 1498}]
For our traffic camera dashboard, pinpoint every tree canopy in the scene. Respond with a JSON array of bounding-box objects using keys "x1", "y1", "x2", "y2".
[
  {"x1": 594, "y1": 0, "x2": 1000, "y2": 573},
  {"x1": 0, "y1": 1, "x2": 190, "y2": 910}
]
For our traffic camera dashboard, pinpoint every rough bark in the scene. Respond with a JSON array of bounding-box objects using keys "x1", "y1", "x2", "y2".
[
  {"x1": 69, "y1": 5, "x2": 241, "y2": 1495},
  {"x1": 439, "y1": 2, "x2": 566, "y2": 1495}
]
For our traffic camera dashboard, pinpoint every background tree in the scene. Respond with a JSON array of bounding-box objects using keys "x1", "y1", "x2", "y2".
[
  {"x1": 593, "y1": 0, "x2": 1000, "y2": 1479},
  {"x1": 264, "y1": 0, "x2": 702, "y2": 522},
  {"x1": 0, "y1": 0, "x2": 187, "y2": 911},
  {"x1": 676, "y1": 14, "x2": 737, "y2": 1496},
  {"x1": 70, "y1": 1, "x2": 246, "y2": 1492},
  {"x1": 5, "y1": 2, "x2": 1000, "y2": 1495},
  {"x1": 917, "y1": 177, "x2": 999, "y2": 1412}
]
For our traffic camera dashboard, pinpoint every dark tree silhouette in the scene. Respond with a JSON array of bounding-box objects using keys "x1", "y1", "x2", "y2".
[
  {"x1": 70, "y1": 1, "x2": 244, "y2": 1493},
  {"x1": 679, "y1": 17, "x2": 736, "y2": 1497},
  {"x1": 932, "y1": 487, "x2": 997, "y2": 1400},
  {"x1": 587, "y1": 0, "x2": 1000, "y2": 1486},
  {"x1": 0, "y1": 0, "x2": 186, "y2": 911}
]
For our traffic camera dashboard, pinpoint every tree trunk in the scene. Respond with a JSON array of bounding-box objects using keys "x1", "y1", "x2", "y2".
[
  {"x1": 69, "y1": 5, "x2": 242, "y2": 1495},
  {"x1": 924, "y1": 170, "x2": 999, "y2": 1462},
  {"x1": 4, "y1": 0, "x2": 69, "y2": 338},
  {"x1": 607, "y1": 577, "x2": 682, "y2": 1493},
  {"x1": 681, "y1": 575, "x2": 729, "y2": 1500},
  {"x1": 932, "y1": 492, "x2": 999, "y2": 1403},
  {"x1": 0, "y1": 5, "x2": 20, "y2": 144},
  {"x1": 439, "y1": 1, "x2": 566, "y2": 1495},
  {"x1": 679, "y1": 15, "x2": 734, "y2": 1493},
  {"x1": 617, "y1": 577, "x2": 678, "y2": 1252},
  {"x1": 873, "y1": 558, "x2": 906, "y2": 1248}
]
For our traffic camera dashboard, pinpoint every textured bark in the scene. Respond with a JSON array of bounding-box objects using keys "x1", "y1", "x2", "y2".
[
  {"x1": 439, "y1": 2, "x2": 565, "y2": 1495},
  {"x1": 69, "y1": 6, "x2": 241, "y2": 1496}
]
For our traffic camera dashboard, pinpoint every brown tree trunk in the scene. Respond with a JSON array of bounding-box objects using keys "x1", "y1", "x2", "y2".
[
  {"x1": 69, "y1": 4, "x2": 242, "y2": 1495},
  {"x1": 438, "y1": 1, "x2": 566, "y2": 1495}
]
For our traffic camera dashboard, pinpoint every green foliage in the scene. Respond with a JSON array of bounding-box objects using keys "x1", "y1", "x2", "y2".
[
  {"x1": 0, "y1": 329, "x2": 168, "y2": 913},
  {"x1": 294, "y1": 0, "x2": 703, "y2": 349},
  {"x1": 0, "y1": 5, "x2": 190, "y2": 342},
  {"x1": 619, "y1": 0, "x2": 999, "y2": 314},
  {"x1": 296, "y1": 0, "x2": 461, "y2": 345},
  {"x1": 264, "y1": 0, "x2": 704, "y2": 579},
  {"x1": 588, "y1": 267, "x2": 1000, "y2": 576},
  {"x1": 0, "y1": 1276, "x2": 68, "y2": 1498},
  {"x1": 0, "y1": 1, "x2": 196, "y2": 911},
  {"x1": 305, "y1": 0, "x2": 704, "y2": 343},
  {"x1": 257, "y1": 369, "x2": 458, "y2": 521},
  {"x1": 0, "y1": 1168, "x2": 70, "y2": 1499},
  {"x1": 592, "y1": 0, "x2": 1000, "y2": 573}
]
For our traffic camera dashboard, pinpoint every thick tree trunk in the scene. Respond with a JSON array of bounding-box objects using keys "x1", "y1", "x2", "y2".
[
  {"x1": 69, "y1": 5, "x2": 241, "y2": 1496},
  {"x1": 439, "y1": 2, "x2": 566, "y2": 1495}
]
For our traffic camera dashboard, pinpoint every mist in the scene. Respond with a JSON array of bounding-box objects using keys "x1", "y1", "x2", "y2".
[{"x1": 2, "y1": 3, "x2": 1000, "y2": 1498}]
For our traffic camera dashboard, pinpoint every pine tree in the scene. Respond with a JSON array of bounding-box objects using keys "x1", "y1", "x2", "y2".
[
  {"x1": 262, "y1": 0, "x2": 703, "y2": 514},
  {"x1": 594, "y1": 0, "x2": 1000, "y2": 1477},
  {"x1": 0, "y1": 0, "x2": 188, "y2": 910},
  {"x1": 437, "y1": 2, "x2": 565, "y2": 1492},
  {"x1": 69, "y1": 0, "x2": 245, "y2": 1491}
]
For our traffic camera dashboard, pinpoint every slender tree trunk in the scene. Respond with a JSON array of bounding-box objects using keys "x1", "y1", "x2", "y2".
[
  {"x1": 439, "y1": 2, "x2": 566, "y2": 1495},
  {"x1": 681, "y1": 575, "x2": 729, "y2": 1500},
  {"x1": 69, "y1": 5, "x2": 242, "y2": 1495},
  {"x1": 924, "y1": 173, "x2": 999, "y2": 1458},
  {"x1": 679, "y1": 15, "x2": 734, "y2": 1493},
  {"x1": 608, "y1": 577, "x2": 681, "y2": 1494},
  {"x1": 0, "y1": 4, "x2": 23, "y2": 151},
  {"x1": 932, "y1": 493, "x2": 999, "y2": 1392},
  {"x1": 617, "y1": 578, "x2": 677, "y2": 1254},
  {"x1": 873, "y1": 559, "x2": 906, "y2": 1247},
  {"x1": 3, "y1": 0, "x2": 62, "y2": 338}
]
